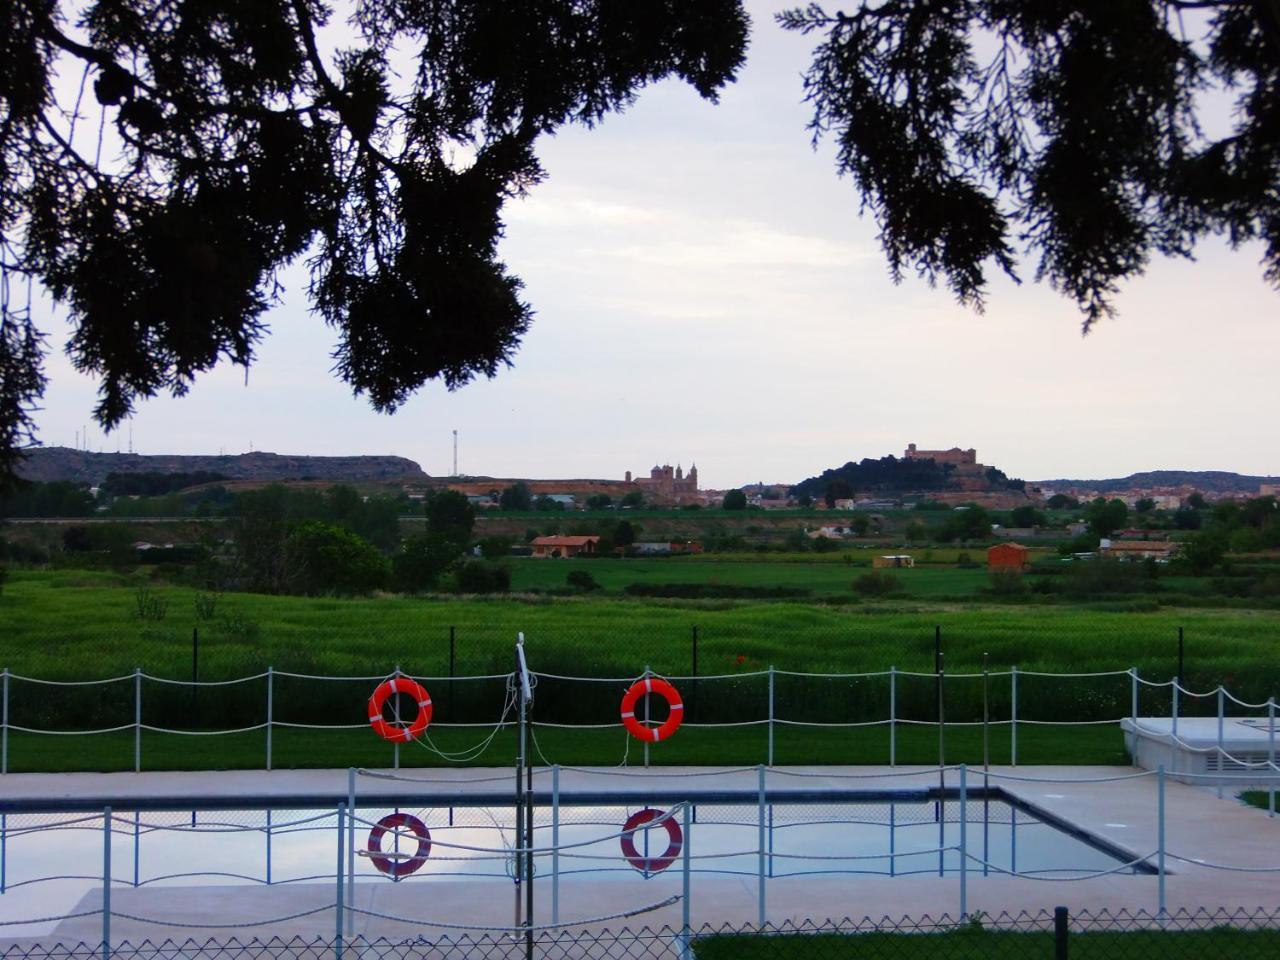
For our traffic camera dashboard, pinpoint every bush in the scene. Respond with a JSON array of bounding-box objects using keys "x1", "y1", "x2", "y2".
[
  {"x1": 623, "y1": 583, "x2": 810, "y2": 599},
  {"x1": 285, "y1": 522, "x2": 389, "y2": 595},
  {"x1": 988, "y1": 569, "x2": 1029, "y2": 597},
  {"x1": 455, "y1": 561, "x2": 512, "y2": 593},
  {"x1": 566, "y1": 570, "x2": 600, "y2": 592},
  {"x1": 852, "y1": 571, "x2": 900, "y2": 597},
  {"x1": 133, "y1": 587, "x2": 168, "y2": 621}
]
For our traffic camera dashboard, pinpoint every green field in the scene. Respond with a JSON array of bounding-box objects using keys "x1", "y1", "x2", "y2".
[
  {"x1": 507, "y1": 555, "x2": 995, "y2": 597},
  {"x1": 693, "y1": 926, "x2": 1280, "y2": 959},
  {"x1": 1, "y1": 568, "x2": 1275, "y2": 771}
]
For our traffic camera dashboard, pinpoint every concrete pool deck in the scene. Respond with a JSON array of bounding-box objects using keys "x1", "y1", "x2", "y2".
[{"x1": 1, "y1": 765, "x2": 1277, "y2": 945}]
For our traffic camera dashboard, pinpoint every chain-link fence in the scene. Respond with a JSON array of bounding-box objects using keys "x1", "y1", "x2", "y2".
[{"x1": 4, "y1": 907, "x2": 1280, "y2": 960}]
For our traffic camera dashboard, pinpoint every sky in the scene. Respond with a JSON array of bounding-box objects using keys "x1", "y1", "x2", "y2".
[{"x1": 30, "y1": 2, "x2": 1280, "y2": 490}]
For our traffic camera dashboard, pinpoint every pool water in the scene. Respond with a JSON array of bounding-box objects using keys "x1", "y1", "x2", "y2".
[{"x1": 0, "y1": 796, "x2": 1147, "y2": 937}]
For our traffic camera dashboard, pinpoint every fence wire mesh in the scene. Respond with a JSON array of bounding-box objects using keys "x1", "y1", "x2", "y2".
[{"x1": 4, "y1": 908, "x2": 1280, "y2": 960}]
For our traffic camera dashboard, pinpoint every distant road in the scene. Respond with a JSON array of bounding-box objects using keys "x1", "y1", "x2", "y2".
[{"x1": 1, "y1": 516, "x2": 222, "y2": 524}]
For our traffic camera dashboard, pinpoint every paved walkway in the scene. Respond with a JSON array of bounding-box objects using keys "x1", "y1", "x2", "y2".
[{"x1": 0, "y1": 765, "x2": 1276, "y2": 947}]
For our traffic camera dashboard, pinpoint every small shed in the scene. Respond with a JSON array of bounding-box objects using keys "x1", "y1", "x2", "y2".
[
  {"x1": 988, "y1": 542, "x2": 1030, "y2": 572},
  {"x1": 873, "y1": 555, "x2": 915, "y2": 569}
]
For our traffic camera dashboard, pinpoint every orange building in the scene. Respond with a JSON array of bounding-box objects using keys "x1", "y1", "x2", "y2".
[
  {"x1": 988, "y1": 543, "x2": 1030, "y2": 572},
  {"x1": 531, "y1": 536, "x2": 600, "y2": 558}
]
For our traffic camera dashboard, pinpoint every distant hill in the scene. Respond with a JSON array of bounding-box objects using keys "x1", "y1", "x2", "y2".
[
  {"x1": 15, "y1": 447, "x2": 428, "y2": 486},
  {"x1": 1034, "y1": 471, "x2": 1279, "y2": 494}
]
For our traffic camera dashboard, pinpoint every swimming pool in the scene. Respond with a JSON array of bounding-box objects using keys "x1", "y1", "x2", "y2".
[{"x1": 0, "y1": 790, "x2": 1152, "y2": 938}]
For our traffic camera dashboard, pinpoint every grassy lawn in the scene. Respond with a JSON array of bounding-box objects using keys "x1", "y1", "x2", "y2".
[
  {"x1": 1240, "y1": 791, "x2": 1279, "y2": 814},
  {"x1": 507, "y1": 556, "x2": 995, "y2": 598},
  {"x1": 0, "y1": 567, "x2": 1272, "y2": 771},
  {"x1": 693, "y1": 926, "x2": 1280, "y2": 959}
]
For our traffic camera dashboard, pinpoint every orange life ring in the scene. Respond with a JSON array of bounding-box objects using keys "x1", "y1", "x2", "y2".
[
  {"x1": 620, "y1": 808, "x2": 682, "y2": 873},
  {"x1": 620, "y1": 677, "x2": 683, "y2": 742},
  {"x1": 368, "y1": 677, "x2": 433, "y2": 742},
  {"x1": 367, "y1": 812, "x2": 431, "y2": 878}
]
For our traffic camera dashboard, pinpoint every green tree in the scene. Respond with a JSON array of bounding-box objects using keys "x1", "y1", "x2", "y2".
[
  {"x1": 1187, "y1": 492, "x2": 1208, "y2": 510},
  {"x1": 585, "y1": 493, "x2": 613, "y2": 510},
  {"x1": 779, "y1": 4, "x2": 1280, "y2": 330},
  {"x1": 1134, "y1": 498, "x2": 1156, "y2": 515},
  {"x1": 393, "y1": 534, "x2": 465, "y2": 593},
  {"x1": 823, "y1": 478, "x2": 853, "y2": 508},
  {"x1": 904, "y1": 519, "x2": 926, "y2": 542},
  {"x1": 1086, "y1": 499, "x2": 1129, "y2": 537},
  {"x1": 723, "y1": 489, "x2": 748, "y2": 510},
  {"x1": 0, "y1": 2, "x2": 750, "y2": 488},
  {"x1": 937, "y1": 505, "x2": 993, "y2": 542},
  {"x1": 566, "y1": 569, "x2": 600, "y2": 592},
  {"x1": 1180, "y1": 530, "x2": 1228, "y2": 576},
  {"x1": 534, "y1": 493, "x2": 565, "y2": 512},
  {"x1": 455, "y1": 560, "x2": 511, "y2": 593},
  {"x1": 1010, "y1": 505, "x2": 1047, "y2": 528},
  {"x1": 620, "y1": 491, "x2": 645, "y2": 508},
  {"x1": 1046, "y1": 494, "x2": 1079, "y2": 510},
  {"x1": 425, "y1": 489, "x2": 475, "y2": 547},
  {"x1": 285, "y1": 521, "x2": 389, "y2": 595},
  {"x1": 849, "y1": 514, "x2": 871, "y2": 537},
  {"x1": 499, "y1": 482, "x2": 533, "y2": 511}
]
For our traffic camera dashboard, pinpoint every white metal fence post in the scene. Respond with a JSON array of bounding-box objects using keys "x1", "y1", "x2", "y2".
[
  {"x1": 765, "y1": 666, "x2": 775, "y2": 767},
  {"x1": 643, "y1": 665, "x2": 651, "y2": 769},
  {"x1": 346, "y1": 768, "x2": 356, "y2": 936},
  {"x1": 959, "y1": 764, "x2": 967, "y2": 919},
  {"x1": 1157, "y1": 765, "x2": 1166, "y2": 920},
  {"x1": 1131, "y1": 668, "x2": 1139, "y2": 730},
  {"x1": 682, "y1": 803, "x2": 692, "y2": 957},
  {"x1": 1269, "y1": 698, "x2": 1276, "y2": 819},
  {"x1": 133, "y1": 668, "x2": 141, "y2": 773},
  {"x1": 1170, "y1": 681, "x2": 1179, "y2": 775},
  {"x1": 757, "y1": 764, "x2": 766, "y2": 926},
  {"x1": 1010, "y1": 666, "x2": 1018, "y2": 767},
  {"x1": 102, "y1": 806, "x2": 111, "y2": 960},
  {"x1": 889, "y1": 666, "x2": 896, "y2": 767},
  {"x1": 335, "y1": 803, "x2": 345, "y2": 960},
  {"x1": 1, "y1": 667, "x2": 8, "y2": 775},
  {"x1": 1216, "y1": 686, "x2": 1225, "y2": 799},
  {"x1": 551, "y1": 764, "x2": 560, "y2": 925},
  {"x1": 265, "y1": 666, "x2": 274, "y2": 771},
  {"x1": 393, "y1": 665, "x2": 401, "y2": 771}
]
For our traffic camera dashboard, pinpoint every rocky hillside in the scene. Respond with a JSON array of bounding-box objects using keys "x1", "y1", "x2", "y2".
[{"x1": 16, "y1": 447, "x2": 428, "y2": 486}]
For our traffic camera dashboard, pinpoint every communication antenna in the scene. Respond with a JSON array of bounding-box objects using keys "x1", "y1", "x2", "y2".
[{"x1": 452, "y1": 429, "x2": 458, "y2": 477}]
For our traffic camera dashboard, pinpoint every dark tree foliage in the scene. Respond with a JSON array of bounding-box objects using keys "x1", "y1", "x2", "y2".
[
  {"x1": 779, "y1": 2, "x2": 1280, "y2": 327},
  {"x1": 791, "y1": 455, "x2": 951, "y2": 500},
  {"x1": 100, "y1": 470, "x2": 227, "y2": 497},
  {"x1": 0, "y1": 0, "x2": 750, "y2": 484}
]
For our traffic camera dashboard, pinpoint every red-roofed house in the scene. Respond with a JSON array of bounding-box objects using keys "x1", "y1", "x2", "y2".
[{"x1": 531, "y1": 536, "x2": 601, "y2": 559}]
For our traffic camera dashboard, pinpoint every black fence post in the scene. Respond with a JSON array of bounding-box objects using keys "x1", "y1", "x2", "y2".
[
  {"x1": 1054, "y1": 905, "x2": 1069, "y2": 960},
  {"x1": 1177, "y1": 626, "x2": 1184, "y2": 686}
]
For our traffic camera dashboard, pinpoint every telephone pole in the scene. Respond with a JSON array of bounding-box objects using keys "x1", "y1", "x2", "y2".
[{"x1": 452, "y1": 429, "x2": 458, "y2": 477}]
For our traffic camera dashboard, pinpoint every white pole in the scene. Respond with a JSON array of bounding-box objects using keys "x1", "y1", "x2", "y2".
[
  {"x1": 133, "y1": 668, "x2": 141, "y2": 773},
  {"x1": 959, "y1": 765, "x2": 967, "y2": 920},
  {"x1": 889, "y1": 666, "x2": 896, "y2": 767},
  {"x1": 1216, "y1": 687, "x2": 1225, "y2": 800},
  {"x1": 1010, "y1": 666, "x2": 1018, "y2": 767},
  {"x1": 757, "y1": 765, "x2": 766, "y2": 926},
  {"x1": 1131, "y1": 668, "x2": 1139, "y2": 730},
  {"x1": 644, "y1": 665, "x2": 651, "y2": 769},
  {"x1": 1157, "y1": 765, "x2": 1166, "y2": 920},
  {"x1": 1171, "y1": 681, "x2": 1179, "y2": 775},
  {"x1": 393, "y1": 665, "x2": 401, "y2": 770},
  {"x1": 681, "y1": 802, "x2": 692, "y2": 959},
  {"x1": 1, "y1": 667, "x2": 8, "y2": 775},
  {"x1": 551, "y1": 764, "x2": 560, "y2": 925},
  {"x1": 767, "y1": 666, "x2": 775, "y2": 767},
  {"x1": 1269, "y1": 699, "x2": 1276, "y2": 819},
  {"x1": 346, "y1": 768, "x2": 356, "y2": 935},
  {"x1": 102, "y1": 806, "x2": 112, "y2": 960},
  {"x1": 265, "y1": 667, "x2": 274, "y2": 770},
  {"x1": 335, "y1": 804, "x2": 345, "y2": 959}
]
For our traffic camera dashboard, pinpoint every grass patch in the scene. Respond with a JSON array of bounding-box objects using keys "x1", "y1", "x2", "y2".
[
  {"x1": 1240, "y1": 791, "x2": 1278, "y2": 814},
  {"x1": 693, "y1": 926, "x2": 1280, "y2": 959}
]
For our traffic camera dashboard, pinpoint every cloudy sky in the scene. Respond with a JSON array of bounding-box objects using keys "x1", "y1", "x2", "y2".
[{"x1": 32, "y1": 2, "x2": 1280, "y2": 489}]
